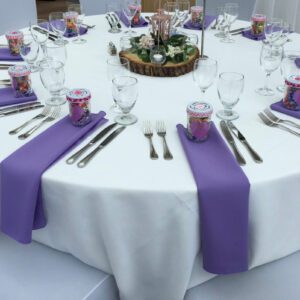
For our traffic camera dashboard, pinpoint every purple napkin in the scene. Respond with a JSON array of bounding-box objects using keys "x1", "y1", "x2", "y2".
[
  {"x1": 242, "y1": 29, "x2": 265, "y2": 41},
  {"x1": 295, "y1": 58, "x2": 300, "y2": 68},
  {"x1": 184, "y1": 15, "x2": 216, "y2": 30},
  {"x1": 0, "y1": 112, "x2": 107, "y2": 243},
  {"x1": 0, "y1": 87, "x2": 37, "y2": 106},
  {"x1": 0, "y1": 48, "x2": 23, "y2": 61},
  {"x1": 177, "y1": 123, "x2": 249, "y2": 274},
  {"x1": 271, "y1": 100, "x2": 300, "y2": 119},
  {"x1": 116, "y1": 11, "x2": 148, "y2": 28}
]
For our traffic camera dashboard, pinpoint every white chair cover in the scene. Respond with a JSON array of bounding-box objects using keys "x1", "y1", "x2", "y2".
[
  {"x1": 80, "y1": 0, "x2": 121, "y2": 16},
  {"x1": 253, "y1": 0, "x2": 300, "y2": 32},
  {"x1": 0, "y1": 0, "x2": 37, "y2": 35}
]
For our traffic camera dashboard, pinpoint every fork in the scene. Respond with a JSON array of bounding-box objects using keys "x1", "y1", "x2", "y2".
[
  {"x1": 156, "y1": 121, "x2": 173, "y2": 160},
  {"x1": 258, "y1": 112, "x2": 300, "y2": 137},
  {"x1": 9, "y1": 106, "x2": 52, "y2": 135},
  {"x1": 143, "y1": 121, "x2": 159, "y2": 160},
  {"x1": 18, "y1": 107, "x2": 60, "y2": 140},
  {"x1": 264, "y1": 108, "x2": 300, "y2": 130}
]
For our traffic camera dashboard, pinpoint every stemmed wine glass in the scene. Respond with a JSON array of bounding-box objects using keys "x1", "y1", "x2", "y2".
[
  {"x1": 123, "y1": 0, "x2": 141, "y2": 36},
  {"x1": 46, "y1": 43, "x2": 67, "y2": 66},
  {"x1": 221, "y1": 3, "x2": 239, "y2": 43},
  {"x1": 217, "y1": 72, "x2": 244, "y2": 120},
  {"x1": 30, "y1": 19, "x2": 49, "y2": 61},
  {"x1": 112, "y1": 76, "x2": 139, "y2": 125},
  {"x1": 68, "y1": 3, "x2": 86, "y2": 44},
  {"x1": 256, "y1": 42, "x2": 283, "y2": 96},
  {"x1": 49, "y1": 12, "x2": 68, "y2": 45},
  {"x1": 264, "y1": 18, "x2": 283, "y2": 45},
  {"x1": 214, "y1": 6, "x2": 226, "y2": 38},
  {"x1": 20, "y1": 35, "x2": 40, "y2": 73},
  {"x1": 193, "y1": 58, "x2": 218, "y2": 100}
]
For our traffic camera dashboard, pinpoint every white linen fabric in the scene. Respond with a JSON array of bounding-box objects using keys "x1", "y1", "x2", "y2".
[
  {"x1": 80, "y1": 0, "x2": 120, "y2": 16},
  {"x1": 1, "y1": 15, "x2": 300, "y2": 300},
  {"x1": 254, "y1": 0, "x2": 300, "y2": 32}
]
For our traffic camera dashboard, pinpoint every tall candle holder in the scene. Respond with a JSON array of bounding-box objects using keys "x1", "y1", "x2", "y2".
[{"x1": 200, "y1": 0, "x2": 207, "y2": 58}]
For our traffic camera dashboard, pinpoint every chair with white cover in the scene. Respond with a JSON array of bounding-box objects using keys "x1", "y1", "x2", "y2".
[
  {"x1": 253, "y1": 0, "x2": 300, "y2": 32},
  {"x1": 0, "y1": 0, "x2": 37, "y2": 35},
  {"x1": 80, "y1": 0, "x2": 121, "y2": 16}
]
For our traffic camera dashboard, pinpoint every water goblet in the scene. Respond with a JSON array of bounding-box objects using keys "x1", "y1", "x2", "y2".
[
  {"x1": 68, "y1": 3, "x2": 86, "y2": 44},
  {"x1": 49, "y1": 11, "x2": 68, "y2": 45},
  {"x1": 112, "y1": 76, "x2": 138, "y2": 125},
  {"x1": 214, "y1": 5, "x2": 225, "y2": 38},
  {"x1": 221, "y1": 3, "x2": 239, "y2": 43},
  {"x1": 264, "y1": 18, "x2": 283, "y2": 45},
  {"x1": 217, "y1": 72, "x2": 244, "y2": 120},
  {"x1": 30, "y1": 19, "x2": 49, "y2": 59},
  {"x1": 20, "y1": 35, "x2": 40, "y2": 73},
  {"x1": 193, "y1": 58, "x2": 218, "y2": 100},
  {"x1": 123, "y1": 0, "x2": 141, "y2": 36},
  {"x1": 46, "y1": 42, "x2": 67, "y2": 65},
  {"x1": 256, "y1": 42, "x2": 283, "y2": 96},
  {"x1": 39, "y1": 60, "x2": 66, "y2": 106}
]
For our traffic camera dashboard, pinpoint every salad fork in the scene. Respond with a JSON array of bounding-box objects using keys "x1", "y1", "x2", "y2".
[
  {"x1": 18, "y1": 107, "x2": 60, "y2": 140},
  {"x1": 263, "y1": 108, "x2": 300, "y2": 130},
  {"x1": 143, "y1": 121, "x2": 159, "y2": 160},
  {"x1": 156, "y1": 121, "x2": 173, "y2": 160}
]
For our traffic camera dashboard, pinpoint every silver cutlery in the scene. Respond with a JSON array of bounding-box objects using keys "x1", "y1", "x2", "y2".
[
  {"x1": 77, "y1": 126, "x2": 126, "y2": 168},
  {"x1": 263, "y1": 108, "x2": 300, "y2": 130},
  {"x1": 82, "y1": 23, "x2": 96, "y2": 29},
  {"x1": 156, "y1": 121, "x2": 173, "y2": 160},
  {"x1": 0, "y1": 101, "x2": 41, "y2": 113},
  {"x1": 18, "y1": 107, "x2": 60, "y2": 140},
  {"x1": 220, "y1": 120, "x2": 246, "y2": 166},
  {"x1": 32, "y1": 26, "x2": 58, "y2": 42},
  {"x1": 0, "y1": 66, "x2": 11, "y2": 70},
  {"x1": 110, "y1": 13, "x2": 122, "y2": 29},
  {"x1": 227, "y1": 121, "x2": 263, "y2": 163},
  {"x1": 66, "y1": 122, "x2": 117, "y2": 164},
  {"x1": 230, "y1": 27, "x2": 250, "y2": 34},
  {"x1": 143, "y1": 121, "x2": 159, "y2": 160},
  {"x1": 258, "y1": 112, "x2": 300, "y2": 137},
  {"x1": 106, "y1": 15, "x2": 113, "y2": 28},
  {"x1": 0, "y1": 104, "x2": 44, "y2": 118},
  {"x1": 108, "y1": 42, "x2": 117, "y2": 56},
  {"x1": 9, "y1": 106, "x2": 52, "y2": 135},
  {"x1": 0, "y1": 64, "x2": 14, "y2": 67}
]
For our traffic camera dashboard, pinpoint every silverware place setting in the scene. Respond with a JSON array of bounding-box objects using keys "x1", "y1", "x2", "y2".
[
  {"x1": 82, "y1": 23, "x2": 96, "y2": 29},
  {"x1": 0, "y1": 102, "x2": 44, "y2": 118},
  {"x1": 263, "y1": 108, "x2": 300, "y2": 130},
  {"x1": 143, "y1": 120, "x2": 159, "y2": 160},
  {"x1": 156, "y1": 121, "x2": 173, "y2": 160}
]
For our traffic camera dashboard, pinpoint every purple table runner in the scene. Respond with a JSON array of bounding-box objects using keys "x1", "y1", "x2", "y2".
[
  {"x1": 184, "y1": 15, "x2": 216, "y2": 30},
  {"x1": 0, "y1": 87, "x2": 37, "y2": 106},
  {"x1": 116, "y1": 11, "x2": 148, "y2": 28},
  {"x1": 177, "y1": 123, "x2": 249, "y2": 274},
  {"x1": 0, "y1": 112, "x2": 107, "y2": 244},
  {"x1": 0, "y1": 48, "x2": 23, "y2": 61},
  {"x1": 242, "y1": 29, "x2": 265, "y2": 41},
  {"x1": 271, "y1": 100, "x2": 300, "y2": 119}
]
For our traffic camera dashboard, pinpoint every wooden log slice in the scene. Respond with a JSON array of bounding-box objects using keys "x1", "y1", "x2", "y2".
[{"x1": 119, "y1": 48, "x2": 200, "y2": 77}]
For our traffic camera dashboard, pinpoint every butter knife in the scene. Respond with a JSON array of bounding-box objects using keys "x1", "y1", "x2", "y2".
[
  {"x1": 77, "y1": 126, "x2": 126, "y2": 168},
  {"x1": 227, "y1": 121, "x2": 263, "y2": 163},
  {"x1": 0, "y1": 104, "x2": 44, "y2": 117},
  {"x1": 66, "y1": 122, "x2": 118, "y2": 164},
  {"x1": 0, "y1": 101, "x2": 41, "y2": 113},
  {"x1": 220, "y1": 120, "x2": 246, "y2": 166}
]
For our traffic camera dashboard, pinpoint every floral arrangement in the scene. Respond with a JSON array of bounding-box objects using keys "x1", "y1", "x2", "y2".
[{"x1": 129, "y1": 34, "x2": 197, "y2": 64}]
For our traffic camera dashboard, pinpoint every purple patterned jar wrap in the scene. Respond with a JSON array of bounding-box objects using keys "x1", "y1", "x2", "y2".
[
  {"x1": 5, "y1": 30, "x2": 24, "y2": 56},
  {"x1": 283, "y1": 75, "x2": 300, "y2": 111},
  {"x1": 8, "y1": 65, "x2": 32, "y2": 98}
]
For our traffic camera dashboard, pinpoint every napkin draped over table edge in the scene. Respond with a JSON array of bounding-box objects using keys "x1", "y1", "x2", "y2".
[{"x1": 0, "y1": 111, "x2": 107, "y2": 244}]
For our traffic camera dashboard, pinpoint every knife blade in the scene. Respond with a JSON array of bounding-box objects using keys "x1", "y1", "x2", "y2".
[
  {"x1": 0, "y1": 101, "x2": 41, "y2": 113},
  {"x1": 227, "y1": 121, "x2": 263, "y2": 163},
  {"x1": 110, "y1": 13, "x2": 122, "y2": 28},
  {"x1": 0, "y1": 104, "x2": 44, "y2": 117},
  {"x1": 105, "y1": 15, "x2": 113, "y2": 28},
  {"x1": 32, "y1": 26, "x2": 58, "y2": 40},
  {"x1": 66, "y1": 122, "x2": 118, "y2": 164},
  {"x1": 77, "y1": 126, "x2": 126, "y2": 168},
  {"x1": 220, "y1": 120, "x2": 246, "y2": 166}
]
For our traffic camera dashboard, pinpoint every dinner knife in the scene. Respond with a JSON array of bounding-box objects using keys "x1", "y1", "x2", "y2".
[
  {"x1": 220, "y1": 120, "x2": 246, "y2": 166},
  {"x1": 0, "y1": 104, "x2": 44, "y2": 117},
  {"x1": 0, "y1": 101, "x2": 41, "y2": 113},
  {"x1": 32, "y1": 26, "x2": 58, "y2": 40},
  {"x1": 227, "y1": 121, "x2": 263, "y2": 163},
  {"x1": 66, "y1": 122, "x2": 118, "y2": 164},
  {"x1": 106, "y1": 15, "x2": 113, "y2": 28},
  {"x1": 77, "y1": 126, "x2": 126, "y2": 168},
  {"x1": 110, "y1": 13, "x2": 122, "y2": 29}
]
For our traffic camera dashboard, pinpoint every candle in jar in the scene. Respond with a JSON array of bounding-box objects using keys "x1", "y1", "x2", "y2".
[
  {"x1": 153, "y1": 54, "x2": 163, "y2": 61},
  {"x1": 8, "y1": 65, "x2": 33, "y2": 98},
  {"x1": 283, "y1": 75, "x2": 300, "y2": 111}
]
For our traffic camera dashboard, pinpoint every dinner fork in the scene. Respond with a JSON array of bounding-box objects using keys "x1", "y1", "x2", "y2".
[
  {"x1": 143, "y1": 121, "x2": 159, "y2": 160},
  {"x1": 156, "y1": 121, "x2": 173, "y2": 160},
  {"x1": 9, "y1": 106, "x2": 52, "y2": 135},
  {"x1": 258, "y1": 112, "x2": 300, "y2": 137},
  {"x1": 263, "y1": 108, "x2": 300, "y2": 130},
  {"x1": 18, "y1": 107, "x2": 60, "y2": 140}
]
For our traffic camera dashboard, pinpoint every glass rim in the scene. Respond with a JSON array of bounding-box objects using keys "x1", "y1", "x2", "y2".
[
  {"x1": 106, "y1": 57, "x2": 130, "y2": 66},
  {"x1": 112, "y1": 76, "x2": 138, "y2": 87},
  {"x1": 39, "y1": 59, "x2": 64, "y2": 70},
  {"x1": 219, "y1": 72, "x2": 244, "y2": 81},
  {"x1": 194, "y1": 57, "x2": 218, "y2": 66}
]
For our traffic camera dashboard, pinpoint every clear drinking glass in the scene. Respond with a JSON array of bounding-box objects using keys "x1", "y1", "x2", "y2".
[
  {"x1": 214, "y1": 6, "x2": 226, "y2": 38},
  {"x1": 120, "y1": 35, "x2": 132, "y2": 51},
  {"x1": 217, "y1": 72, "x2": 244, "y2": 120},
  {"x1": 106, "y1": 3, "x2": 122, "y2": 33},
  {"x1": 256, "y1": 42, "x2": 283, "y2": 96},
  {"x1": 123, "y1": 0, "x2": 141, "y2": 36},
  {"x1": 30, "y1": 19, "x2": 49, "y2": 59},
  {"x1": 49, "y1": 11, "x2": 68, "y2": 45},
  {"x1": 20, "y1": 35, "x2": 40, "y2": 73},
  {"x1": 193, "y1": 58, "x2": 218, "y2": 100},
  {"x1": 46, "y1": 43, "x2": 67, "y2": 65},
  {"x1": 112, "y1": 76, "x2": 138, "y2": 125},
  {"x1": 68, "y1": 4, "x2": 86, "y2": 44},
  {"x1": 39, "y1": 60, "x2": 66, "y2": 106},
  {"x1": 264, "y1": 18, "x2": 283, "y2": 44},
  {"x1": 221, "y1": 3, "x2": 239, "y2": 43},
  {"x1": 177, "y1": 0, "x2": 190, "y2": 28}
]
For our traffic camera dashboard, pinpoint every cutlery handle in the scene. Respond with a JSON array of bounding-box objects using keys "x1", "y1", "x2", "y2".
[
  {"x1": 243, "y1": 141, "x2": 263, "y2": 163},
  {"x1": 282, "y1": 120, "x2": 300, "y2": 130},
  {"x1": 148, "y1": 137, "x2": 159, "y2": 160},
  {"x1": 18, "y1": 119, "x2": 47, "y2": 140},
  {"x1": 9, "y1": 116, "x2": 41, "y2": 135},
  {"x1": 230, "y1": 142, "x2": 246, "y2": 166},
  {"x1": 66, "y1": 143, "x2": 92, "y2": 165},
  {"x1": 162, "y1": 137, "x2": 173, "y2": 160},
  {"x1": 278, "y1": 123, "x2": 300, "y2": 137},
  {"x1": 77, "y1": 146, "x2": 102, "y2": 168}
]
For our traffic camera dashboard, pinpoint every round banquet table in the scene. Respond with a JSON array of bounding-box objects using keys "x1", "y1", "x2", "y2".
[{"x1": 1, "y1": 15, "x2": 300, "y2": 300}]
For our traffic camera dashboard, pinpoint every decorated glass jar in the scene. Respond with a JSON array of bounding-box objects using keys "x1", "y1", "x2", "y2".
[
  {"x1": 282, "y1": 75, "x2": 300, "y2": 111},
  {"x1": 191, "y1": 6, "x2": 203, "y2": 25},
  {"x1": 186, "y1": 102, "x2": 213, "y2": 142},
  {"x1": 251, "y1": 14, "x2": 266, "y2": 36},
  {"x1": 67, "y1": 88, "x2": 92, "y2": 126},
  {"x1": 63, "y1": 11, "x2": 79, "y2": 36},
  {"x1": 130, "y1": 5, "x2": 142, "y2": 25},
  {"x1": 8, "y1": 65, "x2": 32, "y2": 98},
  {"x1": 5, "y1": 31, "x2": 24, "y2": 55}
]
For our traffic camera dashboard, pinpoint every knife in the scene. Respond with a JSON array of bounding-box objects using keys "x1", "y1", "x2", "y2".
[
  {"x1": 230, "y1": 27, "x2": 249, "y2": 34},
  {"x1": 105, "y1": 15, "x2": 113, "y2": 28},
  {"x1": 0, "y1": 101, "x2": 41, "y2": 113},
  {"x1": 32, "y1": 26, "x2": 58, "y2": 40},
  {"x1": 66, "y1": 122, "x2": 118, "y2": 164},
  {"x1": 220, "y1": 120, "x2": 246, "y2": 166},
  {"x1": 0, "y1": 104, "x2": 44, "y2": 117},
  {"x1": 227, "y1": 121, "x2": 263, "y2": 163},
  {"x1": 77, "y1": 126, "x2": 126, "y2": 168},
  {"x1": 110, "y1": 12, "x2": 122, "y2": 29}
]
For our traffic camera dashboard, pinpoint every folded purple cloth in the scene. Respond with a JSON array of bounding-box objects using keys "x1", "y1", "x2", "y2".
[
  {"x1": 295, "y1": 58, "x2": 300, "y2": 68},
  {"x1": 0, "y1": 87, "x2": 37, "y2": 106},
  {"x1": 242, "y1": 29, "x2": 265, "y2": 41},
  {"x1": 177, "y1": 123, "x2": 249, "y2": 274},
  {"x1": 0, "y1": 48, "x2": 23, "y2": 61},
  {"x1": 116, "y1": 11, "x2": 148, "y2": 28},
  {"x1": 271, "y1": 100, "x2": 300, "y2": 119},
  {"x1": 184, "y1": 15, "x2": 216, "y2": 30},
  {"x1": 0, "y1": 112, "x2": 107, "y2": 243}
]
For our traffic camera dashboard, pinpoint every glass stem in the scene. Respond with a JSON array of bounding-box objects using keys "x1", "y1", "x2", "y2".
[
  {"x1": 201, "y1": 89, "x2": 206, "y2": 100},
  {"x1": 41, "y1": 44, "x2": 48, "y2": 58},
  {"x1": 264, "y1": 73, "x2": 271, "y2": 91}
]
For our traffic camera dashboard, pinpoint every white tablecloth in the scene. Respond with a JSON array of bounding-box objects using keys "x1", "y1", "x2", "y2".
[{"x1": 1, "y1": 15, "x2": 300, "y2": 300}]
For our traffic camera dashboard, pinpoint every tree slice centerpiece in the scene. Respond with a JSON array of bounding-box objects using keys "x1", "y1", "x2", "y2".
[{"x1": 119, "y1": 34, "x2": 200, "y2": 77}]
